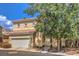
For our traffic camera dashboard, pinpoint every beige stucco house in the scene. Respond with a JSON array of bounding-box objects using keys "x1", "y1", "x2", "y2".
[{"x1": 9, "y1": 18, "x2": 36, "y2": 48}]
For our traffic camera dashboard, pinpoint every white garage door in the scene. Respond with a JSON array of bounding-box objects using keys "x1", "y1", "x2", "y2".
[{"x1": 11, "y1": 38, "x2": 31, "y2": 48}]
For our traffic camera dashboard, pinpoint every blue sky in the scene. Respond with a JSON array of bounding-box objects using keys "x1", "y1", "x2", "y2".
[
  {"x1": 0, "y1": 3, "x2": 39, "y2": 30},
  {"x1": 0, "y1": 3, "x2": 34, "y2": 20}
]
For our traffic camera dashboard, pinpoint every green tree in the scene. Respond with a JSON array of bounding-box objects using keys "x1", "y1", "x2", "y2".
[{"x1": 24, "y1": 3, "x2": 79, "y2": 51}]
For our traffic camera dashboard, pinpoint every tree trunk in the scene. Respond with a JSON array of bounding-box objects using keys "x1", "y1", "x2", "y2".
[
  {"x1": 70, "y1": 40, "x2": 72, "y2": 48},
  {"x1": 65, "y1": 40, "x2": 67, "y2": 47},
  {"x1": 73, "y1": 40, "x2": 76, "y2": 48},
  {"x1": 32, "y1": 33, "x2": 36, "y2": 48},
  {"x1": 42, "y1": 35, "x2": 45, "y2": 47},
  {"x1": 76, "y1": 40, "x2": 79, "y2": 48},
  {"x1": 33, "y1": 39, "x2": 36, "y2": 48},
  {"x1": 50, "y1": 37, "x2": 52, "y2": 49},
  {"x1": 57, "y1": 39, "x2": 61, "y2": 52},
  {"x1": 75, "y1": 40, "x2": 77, "y2": 48},
  {"x1": 70, "y1": 40, "x2": 75, "y2": 48}
]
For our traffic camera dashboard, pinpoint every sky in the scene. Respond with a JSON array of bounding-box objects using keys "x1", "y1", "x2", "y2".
[
  {"x1": 0, "y1": 3, "x2": 39, "y2": 30},
  {"x1": 0, "y1": 3, "x2": 34, "y2": 20}
]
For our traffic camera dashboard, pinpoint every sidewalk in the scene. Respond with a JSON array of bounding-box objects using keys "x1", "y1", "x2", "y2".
[{"x1": 0, "y1": 48, "x2": 78, "y2": 56}]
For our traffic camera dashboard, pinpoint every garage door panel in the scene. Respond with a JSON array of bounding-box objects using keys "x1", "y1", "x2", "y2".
[{"x1": 11, "y1": 38, "x2": 31, "y2": 48}]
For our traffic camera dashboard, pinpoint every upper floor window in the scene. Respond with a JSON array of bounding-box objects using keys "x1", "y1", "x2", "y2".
[
  {"x1": 20, "y1": 23, "x2": 25, "y2": 28},
  {"x1": 14, "y1": 22, "x2": 35, "y2": 28},
  {"x1": 13, "y1": 24, "x2": 18, "y2": 28},
  {"x1": 26, "y1": 23, "x2": 34, "y2": 28},
  {"x1": 25, "y1": 23, "x2": 27, "y2": 27}
]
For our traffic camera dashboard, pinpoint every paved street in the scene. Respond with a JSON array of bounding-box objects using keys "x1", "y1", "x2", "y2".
[{"x1": 0, "y1": 50, "x2": 64, "y2": 56}]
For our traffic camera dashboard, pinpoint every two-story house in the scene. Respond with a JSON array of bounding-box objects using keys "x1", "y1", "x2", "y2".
[{"x1": 9, "y1": 18, "x2": 36, "y2": 48}]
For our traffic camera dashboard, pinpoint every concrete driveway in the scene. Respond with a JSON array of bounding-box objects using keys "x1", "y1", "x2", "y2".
[{"x1": 0, "y1": 48, "x2": 65, "y2": 56}]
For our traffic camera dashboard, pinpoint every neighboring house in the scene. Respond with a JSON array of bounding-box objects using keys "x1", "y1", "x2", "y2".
[
  {"x1": 0, "y1": 26, "x2": 10, "y2": 48},
  {"x1": 9, "y1": 18, "x2": 36, "y2": 48},
  {"x1": 0, "y1": 26, "x2": 3, "y2": 45},
  {"x1": 0, "y1": 26, "x2": 2, "y2": 43}
]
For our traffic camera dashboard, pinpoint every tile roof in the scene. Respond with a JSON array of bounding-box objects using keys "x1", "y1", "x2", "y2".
[{"x1": 13, "y1": 18, "x2": 35, "y2": 24}]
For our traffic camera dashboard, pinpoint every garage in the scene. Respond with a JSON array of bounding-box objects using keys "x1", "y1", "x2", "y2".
[{"x1": 11, "y1": 38, "x2": 31, "y2": 48}]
